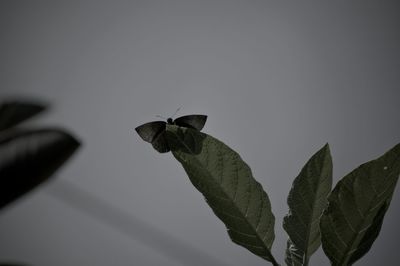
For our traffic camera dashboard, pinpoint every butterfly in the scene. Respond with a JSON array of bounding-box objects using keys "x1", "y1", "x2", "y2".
[{"x1": 135, "y1": 114, "x2": 207, "y2": 153}]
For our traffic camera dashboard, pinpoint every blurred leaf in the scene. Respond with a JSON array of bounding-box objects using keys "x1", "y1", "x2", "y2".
[
  {"x1": 166, "y1": 125, "x2": 279, "y2": 265},
  {"x1": 0, "y1": 128, "x2": 80, "y2": 209},
  {"x1": 320, "y1": 143, "x2": 400, "y2": 265},
  {"x1": 0, "y1": 100, "x2": 46, "y2": 132},
  {"x1": 283, "y1": 144, "x2": 332, "y2": 265}
]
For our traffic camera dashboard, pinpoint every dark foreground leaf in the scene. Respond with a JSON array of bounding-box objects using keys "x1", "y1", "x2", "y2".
[
  {"x1": 0, "y1": 101, "x2": 46, "y2": 132},
  {"x1": 283, "y1": 144, "x2": 332, "y2": 265},
  {"x1": 0, "y1": 128, "x2": 80, "y2": 209},
  {"x1": 320, "y1": 143, "x2": 400, "y2": 265},
  {"x1": 166, "y1": 125, "x2": 279, "y2": 265}
]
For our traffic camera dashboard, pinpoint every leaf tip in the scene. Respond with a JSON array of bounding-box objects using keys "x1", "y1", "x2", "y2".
[{"x1": 322, "y1": 142, "x2": 330, "y2": 151}]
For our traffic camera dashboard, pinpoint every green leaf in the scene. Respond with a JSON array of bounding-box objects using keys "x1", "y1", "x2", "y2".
[
  {"x1": 0, "y1": 100, "x2": 46, "y2": 132},
  {"x1": 0, "y1": 128, "x2": 80, "y2": 209},
  {"x1": 283, "y1": 144, "x2": 332, "y2": 265},
  {"x1": 320, "y1": 143, "x2": 400, "y2": 266},
  {"x1": 165, "y1": 125, "x2": 279, "y2": 265},
  {"x1": 285, "y1": 239, "x2": 303, "y2": 266}
]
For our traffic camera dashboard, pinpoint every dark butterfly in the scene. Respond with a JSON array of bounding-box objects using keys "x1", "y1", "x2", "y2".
[{"x1": 135, "y1": 115, "x2": 207, "y2": 153}]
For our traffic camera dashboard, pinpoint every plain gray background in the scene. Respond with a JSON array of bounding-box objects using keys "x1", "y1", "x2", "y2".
[{"x1": 0, "y1": 1, "x2": 399, "y2": 265}]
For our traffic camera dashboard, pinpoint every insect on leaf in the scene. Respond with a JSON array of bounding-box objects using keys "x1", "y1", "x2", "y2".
[{"x1": 135, "y1": 115, "x2": 207, "y2": 153}]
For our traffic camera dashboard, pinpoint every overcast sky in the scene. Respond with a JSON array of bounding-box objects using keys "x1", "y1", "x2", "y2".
[{"x1": 1, "y1": 1, "x2": 399, "y2": 265}]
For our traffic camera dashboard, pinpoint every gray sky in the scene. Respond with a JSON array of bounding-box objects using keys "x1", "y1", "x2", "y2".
[{"x1": 0, "y1": 1, "x2": 399, "y2": 265}]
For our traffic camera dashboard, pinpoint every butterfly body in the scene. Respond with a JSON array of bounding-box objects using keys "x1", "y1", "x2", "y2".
[{"x1": 135, "y1": 114, "x2": 207, "y2": 153}]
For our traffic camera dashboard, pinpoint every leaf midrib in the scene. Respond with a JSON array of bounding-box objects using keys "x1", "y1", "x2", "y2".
[
  {"x1": 337, "y1": 164, "x2": 399, "y2": 265},
  {"x1": 169, "y1": 129, "x2": 276, "y2": 262},
  {"x1": 302, "y1": 155, "x2": 331, "y2": 264},
  {"x1": 338, "y1": 193, "x2": 380, "y2": 265}
]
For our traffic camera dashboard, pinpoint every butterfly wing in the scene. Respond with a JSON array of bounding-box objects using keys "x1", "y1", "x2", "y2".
[
  {"x1": 135, "y1": 121, "x2": 170, "y2": 153},
  {"x1": 135, "y1": 121, "x2": 166, "y2": 143},
  {"x1": 150, "y1": 131, "x2": 170, "y2": 153},
  {"x1": 174, "y1": 115, "x2": 207, "y2": 131}
]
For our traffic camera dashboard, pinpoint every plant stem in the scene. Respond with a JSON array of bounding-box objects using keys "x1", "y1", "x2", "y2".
[{"x1": 303, "y1": 256, "x2": 309, "y2": 266}]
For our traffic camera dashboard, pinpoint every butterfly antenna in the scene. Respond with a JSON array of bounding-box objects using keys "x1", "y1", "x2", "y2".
[{"x1": 171, "y1": 106, "x2": 182, "y2": 119}]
